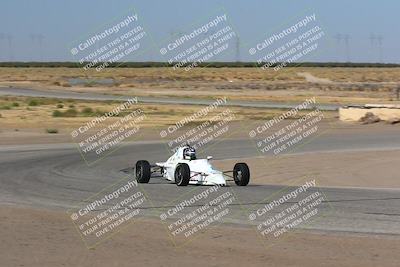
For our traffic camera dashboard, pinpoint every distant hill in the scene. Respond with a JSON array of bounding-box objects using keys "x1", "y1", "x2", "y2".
[{"x1": 0, "y1": 62, "x2": 399, "y2": 68}]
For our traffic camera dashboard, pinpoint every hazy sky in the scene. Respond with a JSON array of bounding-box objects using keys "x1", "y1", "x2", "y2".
[{"x1": 1, "y1": 0, "x2": 398, "y2": 63}]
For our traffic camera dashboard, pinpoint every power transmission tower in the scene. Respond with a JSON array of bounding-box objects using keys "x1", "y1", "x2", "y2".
[
  {"x1": 37, "y1": 34, "x2": 45, "y2": 61},
  {"x1": 369, "y1": 33, "x2": 376, "y2": 62},
  {"x1": 30, "y1": 34, "x2": 37, "y2": 61},
  {"x1": 369, "y1": 33, "x2": 376, "y2": 46},
  {"x1": 343, "y1": 34, "x2": 350, "y2": 62},
  {"x1": 235, "y1": 35, "x2": 240, "y2": 62},
  {"x1": 29, "y1": 34, "x2": 45, "y2": 61},
  {"x1": 6, "y1": 34, "x2": 13, "y2": 61},
  {"x1": 334, "y1": 34, "x2": 342, "y2": 62},
  {"x1": 0, "y1": 33, "x2": 4, "y2": 61},
  {"x1": 334, "y1": 33, "x2": 342, "y2": 43},
  {"x1": 376, "y1": 35, "x2": 383, "y2": 63}
]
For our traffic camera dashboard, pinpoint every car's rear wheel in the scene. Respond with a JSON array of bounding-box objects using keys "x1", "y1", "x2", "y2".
[
  {"x1": 175, "y1": 163, "x2": 190, "y2": 186},
  {"x1": 233, "y1": 163, "x2": 250, "y2": 186},
  {"x1": 136, "y1": 160, "x2": 151, "y2": 183}
]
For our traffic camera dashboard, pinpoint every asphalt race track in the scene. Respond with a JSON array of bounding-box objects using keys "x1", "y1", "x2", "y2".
[{"x1": 1, "y1": 132, "x2": 400, "y2": 236}]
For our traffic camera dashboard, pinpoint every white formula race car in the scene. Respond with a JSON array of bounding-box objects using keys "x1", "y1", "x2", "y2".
[{"x1": 135, "y1": 145, "x2": 250, "y2": 186}]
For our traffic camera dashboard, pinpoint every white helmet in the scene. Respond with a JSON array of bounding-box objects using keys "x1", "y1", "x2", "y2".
[{"x1": 183, "y1": 146, "x2": 196, "y2": 160}]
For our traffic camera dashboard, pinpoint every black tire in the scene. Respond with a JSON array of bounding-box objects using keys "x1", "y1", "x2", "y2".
[
  {"x1": 135, "y1": 160, "x2": 151, "y2": 183},
  {"x1": 233, "y1": 163, "x2": 250, "y2": 186},
  {"x1": 175, "y1": 163, "x2": 190, "y2": 186}
]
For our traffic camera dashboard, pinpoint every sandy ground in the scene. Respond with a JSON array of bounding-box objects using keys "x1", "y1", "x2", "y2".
[
  {"x1": 214, "y1": 149, "x2": 400, "y2": 188},
  {"x1": 0, "y1": 119, "x2": 394, "y2": 145},
  {"x1": 0, "y1": 205, "x2": 399, "y2": 267}
]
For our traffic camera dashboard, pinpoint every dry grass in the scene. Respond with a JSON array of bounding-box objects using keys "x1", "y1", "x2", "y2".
[
  {"x1": 0, "y1": 96, "x2": 334, "y2": 132},
  {"x1": 1, "y1": 67, "x2": 400, "y2": 83},
  {"x1": 1, "y1": 67, "x2": 400, "y2": 105}
]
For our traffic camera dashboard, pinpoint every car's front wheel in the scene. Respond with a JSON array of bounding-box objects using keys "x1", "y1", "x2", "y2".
[
  {"x1": 136, "y1": 160, "x2": 151, "y2": 183},
  {"x1": 175, "y1": 163, "x2": 190, "y2": 186},
  {"x1": 233, "y1": 163, "x2": 250, "y2": 186}
]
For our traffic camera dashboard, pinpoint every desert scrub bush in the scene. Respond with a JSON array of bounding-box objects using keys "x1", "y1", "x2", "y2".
[
  {"x1": 46, "y1": 128, "x2": 59, "y2": 134},
  {"x1": 11, "y1": 102, "x2": 19, "y2": 107},
  {"x1": 53, "y1": 80, "x2": 71, "y2": 87},
  {"x1": 81, "y1": 107, "x2": 94, "y2": 116},
  {"x1": 0, "y1": 105, "x2": 11, "y2": 110},
  {"x1": 56, "y1": 103, "x2": 64, "y2": 108},
  {"x1": 52, "y1": 108, "x2": 78, "y2": 117},
  {"x1": 28, "y1": 99, "x2": 39, "y2": 106},
  {"x1": 84, "y1": 81, "x2": 95, "y2": 87},
  {"x1": 63, "y1": 108, "x2": 78, "y2": 117},
  {"x1": 52, "y1": 110, "x2": 62, "y2": 117}
]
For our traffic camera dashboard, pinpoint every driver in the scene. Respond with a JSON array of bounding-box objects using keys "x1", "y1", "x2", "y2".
[{"x1": 183, "y1": 146, "x2": 196, "y2": 160}]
